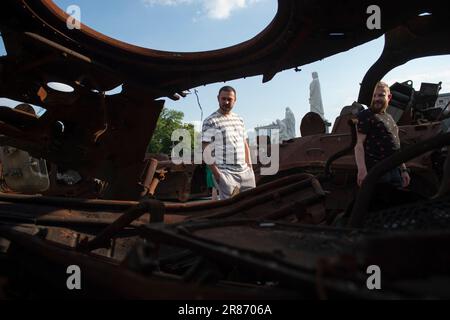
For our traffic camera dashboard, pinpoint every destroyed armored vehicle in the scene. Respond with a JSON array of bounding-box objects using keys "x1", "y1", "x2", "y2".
[{"x1": 0, "y1": 0, "x2": 450, "y2": 299}]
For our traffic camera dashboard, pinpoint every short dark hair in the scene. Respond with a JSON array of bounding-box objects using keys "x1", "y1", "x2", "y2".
[{"x1": 218, "y1": 86, "x2": 236, "y2": 97}]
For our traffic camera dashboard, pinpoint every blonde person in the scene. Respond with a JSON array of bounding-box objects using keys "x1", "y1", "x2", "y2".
[{"x1": 355, "y1": 82, "x2": 411, "y2": 188}]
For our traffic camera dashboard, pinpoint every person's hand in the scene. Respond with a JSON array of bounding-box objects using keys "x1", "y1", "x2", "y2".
[
  {"x1": 213, "y1": 171, "x2": 221, "y2": 184},
  {"x1": 357, "y1": 169, "x2": 367, "y2": 187},
  {"x1": 401, "y1": 171, "x2": 411, "y2": 188}
]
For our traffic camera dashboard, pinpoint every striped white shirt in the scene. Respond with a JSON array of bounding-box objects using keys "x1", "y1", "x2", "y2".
[{"x1": 202, "y1": 111, "x2": 248, "y2": 172}]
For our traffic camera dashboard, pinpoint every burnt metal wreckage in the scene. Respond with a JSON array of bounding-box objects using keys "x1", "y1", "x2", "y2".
[{"x1": 0, "y1": 0, "x2": 450, "y2": 299}]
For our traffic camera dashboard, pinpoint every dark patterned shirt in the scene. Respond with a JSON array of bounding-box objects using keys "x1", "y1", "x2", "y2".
[{"x1": 357, "y1": 109, "x2": 400, "y2": 170}]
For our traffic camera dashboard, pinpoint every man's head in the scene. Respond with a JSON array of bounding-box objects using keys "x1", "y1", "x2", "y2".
[
  {"x1": 217, "y1": 86, "x2": 236, "y2": 115},
  {"x1": 370, "y1": 81, "x2": 392, "y2": 114}
]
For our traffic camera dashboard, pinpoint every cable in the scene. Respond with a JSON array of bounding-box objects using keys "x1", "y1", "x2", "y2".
[{"x1": 194, "y1": 89, "x2": 203, "y2": 123}]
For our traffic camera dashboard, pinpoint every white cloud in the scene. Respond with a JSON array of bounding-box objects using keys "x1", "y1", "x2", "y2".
[
  {"x1": 142, "y1": 0, "x2": 193, "y2": 7},
  {"x1": 142, "y1": 0, "x2": 262, "y2": 20},
  {"x1": 204, "y1": 0, "x2": 246, "y2": 20}
]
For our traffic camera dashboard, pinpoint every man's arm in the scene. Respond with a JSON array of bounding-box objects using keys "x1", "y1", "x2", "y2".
[
  {"x1": 244, "y1": 139, "x2": 252, "y2": 168},
  {"x1": 355, "y1": 132, "x2": 368, "y2": 187},
  {"x1": 202, "y1": 142, "x2": 221, "y2": 182},
  {"x1": 399, "y1": 163, "x2": 411, "y2": 188}
]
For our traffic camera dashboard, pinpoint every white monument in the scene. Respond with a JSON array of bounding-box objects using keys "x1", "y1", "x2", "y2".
[
  {"x1": 284, "y1": 107, "x2": 296, "y2": 139},
  {"x1": 309, "y1": 72, "x2": 325, "y2": 119},
  {"x1": 255, "y1": 107, "x2": 296, "y2": 143}
]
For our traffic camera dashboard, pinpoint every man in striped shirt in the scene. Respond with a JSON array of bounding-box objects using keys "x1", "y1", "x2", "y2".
[{"x1": 202, "y1": 86, "x2": 255, "y2": 200}]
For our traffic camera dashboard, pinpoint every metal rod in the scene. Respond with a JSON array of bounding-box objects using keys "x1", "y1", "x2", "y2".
[
  {"x1": 140, "y1": 158, "x2": 158, "y2": 197},
  {"x1": 194, "y1": 177, "x2": 317, "y2": 220},
  {"x1": 0, "y1": 193, "x2": 139, "y2": 211},
  {"x1": 78, "y1": 199, "x2": 165, "y2": 251},
  {"x1": 165, "y1": 173, "x2": 315, "y2": 213}
]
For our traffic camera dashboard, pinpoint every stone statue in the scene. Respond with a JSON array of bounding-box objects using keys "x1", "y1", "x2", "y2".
[
  {"x1": 255, "y1": 107, "x2": 296, "y2": 143},
  {"x1": 275, "y1": 119, "x2": 288, "y2": 142},
  {"x1": 309, "y1": 72, "x2": 325, "y2": 119},
  {"x1": 284, "y1": 107, "x2": 296, "y2": 139},
  {"x1": 272, "y1": 107, "x2": 296, "y2": 142}
]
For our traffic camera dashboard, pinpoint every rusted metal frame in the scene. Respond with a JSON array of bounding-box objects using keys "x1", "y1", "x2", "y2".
[
  {"x1": 357, "y1": 231, "x2": 450, "y2": 279},
  {"x1": 153, "y1": 219, "x2": 361, "y2": 265},
  {"x1": 22, "y1": 32, "x2": 121, "y2": 86},
  {"x1": 359, "y1": 20, "x2": 450, "y2": 105},
  {"x1": 0, "y1": 174, "x2": 315, "y2": 218},
  {"x1": 139, "y1": 222, "x2": 383, "y2": 298},
  {"x1": 6, "y1": 0, "x2": 444, "y2": 98},
  {"x1": 16, "y1": 52, "x2": 61, "y2": 74},
  {"x1": 158, "y1": 218, "x2": 367, "y2": 236},
  {"x1": 435, "y1": 147, "x2": 450, "y2": 199},
  {"x1": 165, "y1": 173, "x2": 315, "y2": 213},
  {"x1": 77, "y1": 199, "x2": 165, "y2": 252},
  {"x1": 261, "y1": 177, "x2": 327, "y2": 220},
  {"x1": 0, "y1": 210, "x2": 144, "y2": 229},
  {"x1": 261, "y1": 2, "x2": 303, "y2": 82},
  {"x1": 92, "y1": 91, "x2": 108, "y2": 143},
  {"x1": 140, "y1": 158, "x2": 158, "y2": 197},
  {"x1": 349, "y1": 132, "x2": 450, "y2": 228},
  {"x1": 0, "y1": 120, "x2": 28, "y2": 138},
  {"x1": 0, "y1": 106, "x2": 39, "y2": 125},
  {"x1": 23, "y1": 0, "x2": 294, "y2": 80},
  {"x1": 140, "y1": 222, "x2": 318, "y2": 284},
  {"x1": 148, "y1": 172, "x2": 163, "y2": 196},
  {"x1": 0, "y1": 193, "x2": 138, "y2": 211},
  {"x1": 195, "y1": 177, "x2": 320, "y2": 220},
  {"x1": 324, "y1": 119, "x2": 358, "y2": 177},
  {"x1": 261, "y1": 194, "x2": 324, "y2": 220},
  {"x1": 259, "y1": 163, "x2": 356, "y2": 177},
  {"x1": 437, "y1": 101, "x2": 450, "y2": 121},
  {"x1": 0, "y1": 226, "x2": 277, "y2": 299},
  {"x1": 24, "y1": 32, "x2": 92, "y2": 63}
]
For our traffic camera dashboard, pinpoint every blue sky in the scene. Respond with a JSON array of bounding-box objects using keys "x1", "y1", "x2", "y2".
[{"x1": 1, "y1": 0, "x2": 450, "y2": 138}]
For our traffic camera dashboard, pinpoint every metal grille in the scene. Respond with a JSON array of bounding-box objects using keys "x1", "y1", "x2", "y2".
[{"x1": 364, "y1": 197, "x2": 450, "y2": 231}]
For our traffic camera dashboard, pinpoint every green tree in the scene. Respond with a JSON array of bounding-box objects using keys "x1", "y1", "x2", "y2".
[{"x1": 148, "y1": 108, "x2": 195, "y2": 155}]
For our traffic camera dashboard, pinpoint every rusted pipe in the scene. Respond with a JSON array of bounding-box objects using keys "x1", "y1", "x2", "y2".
[
  {"x1": 140, "y1": 158, "x2": 158, "y2": 197},
  {"x1": 196, "y1": 176, "x2": 318, "y2": 220},
  {"x1": 0, "y1": 193, "x2": 138, "y2": 211},
  {"x1": 78, "y1": 199, "x2": 165, "y2": 251},
  {"x1": 0, "y1": 213, "x2": 145, "y2": 228},
  {"x1": 148, "y1": 176, "x2": 161, "y2": 196},
  {"x1": 165, "y1": 173, "x2": 316, "y2": 213},
  {"x1": 25, "y1": 32, "x2": 92, "y2": 63}
]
